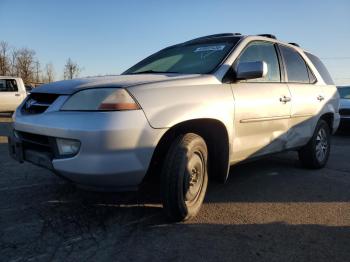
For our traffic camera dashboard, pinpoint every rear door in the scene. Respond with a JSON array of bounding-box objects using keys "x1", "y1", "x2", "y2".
[
  {"x1": 278, "y1": 45, "x2": 325, "y2": 148},
  {"x1": 0, "y1": 79, "x2": 23, "y2": 112},
  {"x1": 231, "y1": 41, "x2": 292, "y2": 162}
]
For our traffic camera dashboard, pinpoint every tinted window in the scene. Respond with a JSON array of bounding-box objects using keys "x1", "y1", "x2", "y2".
[
  {"x1": 305, "y1": 52, "x2": 334, "y2": 85},
  {"x1": 0, "y1": 79, "x2": 18, "y2": 92},
  {"x1": 338, "y1": 87, "x2": 350, "y2": 99},
  {"x1": 237, "y1": 41, "x2": 280, "y2": 82},
  {"x1": 280, "y1": 46, "x2": 309, "y2": 83},
  {"x1": 124, "y1": 38, "x2": 241, "y2": 75},
  {"x1": 307, "y1": 67, "x2": 317, "y2": 83}
]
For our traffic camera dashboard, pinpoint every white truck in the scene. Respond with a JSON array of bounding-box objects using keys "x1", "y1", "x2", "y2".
[{"x1": 0, "y1": 76, "x2": 27, "y2": 113}]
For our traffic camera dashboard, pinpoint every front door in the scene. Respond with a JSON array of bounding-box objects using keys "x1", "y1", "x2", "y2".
[{"x1": 231, "y1": 41, "x2": 292, "y2": 163}]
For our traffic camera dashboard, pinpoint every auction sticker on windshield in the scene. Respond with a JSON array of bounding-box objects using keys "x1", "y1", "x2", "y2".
[{"x1": 194, "y1": 45, "x2": 226, "y2": 52}]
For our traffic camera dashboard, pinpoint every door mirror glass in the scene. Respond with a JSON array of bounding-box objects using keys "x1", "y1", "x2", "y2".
[{"x1": 235, "y1": 61, "x2": 268, "y2": 80}]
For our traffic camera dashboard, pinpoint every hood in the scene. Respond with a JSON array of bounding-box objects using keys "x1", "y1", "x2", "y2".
[{"x1": 31, "y1": 74, "x2": 202, "y2": 95}]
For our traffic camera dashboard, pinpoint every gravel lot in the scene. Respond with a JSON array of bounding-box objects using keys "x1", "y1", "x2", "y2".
[{"x1": 0, "y1": 114, "x2": 349, "y2": 262}]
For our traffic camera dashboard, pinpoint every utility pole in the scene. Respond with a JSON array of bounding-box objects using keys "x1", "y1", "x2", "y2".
[{"x1": 35, "y1": 61, "x2": 40, "y2": 83}]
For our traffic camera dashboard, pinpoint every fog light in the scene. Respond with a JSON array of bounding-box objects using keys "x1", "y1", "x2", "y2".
[{"x1": 56, "y1": 138, "x2": 80, "y2": 156}]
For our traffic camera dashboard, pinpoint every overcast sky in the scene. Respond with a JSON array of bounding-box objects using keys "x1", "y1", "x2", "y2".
[{"x1": 1, "y1": 0, "x2": 349, "y2": 84}]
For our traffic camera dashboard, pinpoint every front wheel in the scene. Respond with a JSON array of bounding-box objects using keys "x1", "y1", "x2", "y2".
[
  {"x1": 298, "y1": 119, "x2": 331, "y2": 169},
  {"x1": 161, "y1": 133, "x2": 208, "y2": 222}
]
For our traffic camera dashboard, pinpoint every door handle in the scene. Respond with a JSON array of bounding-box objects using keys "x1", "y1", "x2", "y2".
[
  {"x1": 280, "y1": 96, "x2": 291, "y2": 103},
  {"x1": 317, "y1": 95, "x2": 324, "y2": 101},
  {"x1": 15, "y1": 93, "x2": 20, "y2": 97}
]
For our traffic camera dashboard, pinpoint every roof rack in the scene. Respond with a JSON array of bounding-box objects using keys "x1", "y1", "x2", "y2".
[
  {"x1": 257, "y1": 34, "x2": 277, "y2": 39},
  {"x1": 186, "y1": 33, "x2": 241, "y2": 43},
  {"x1": 288, "y1": 42, "x2": 300, "y2": 47}
]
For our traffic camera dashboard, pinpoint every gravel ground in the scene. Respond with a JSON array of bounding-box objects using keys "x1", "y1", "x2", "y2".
[{"x1": 0, "y1": 114, "x2": 349, "y2": 262}]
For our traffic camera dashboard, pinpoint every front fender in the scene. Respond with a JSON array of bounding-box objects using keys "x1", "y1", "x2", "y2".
[{"x1": 128, "y1": 82, "x2": 235, "y2": 145}]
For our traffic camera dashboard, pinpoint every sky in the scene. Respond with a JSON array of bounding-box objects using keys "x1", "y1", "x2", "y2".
[{"x1": 1, "y1": 0, "x2": 349, "y2": 84}]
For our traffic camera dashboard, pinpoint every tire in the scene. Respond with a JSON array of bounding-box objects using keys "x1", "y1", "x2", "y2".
[
  {"x1": 161, "y1": 133, "x2": 208, "y2": 222},
  {"x1": 298, "y1": 119, "x2": 331, "y2": 169}
]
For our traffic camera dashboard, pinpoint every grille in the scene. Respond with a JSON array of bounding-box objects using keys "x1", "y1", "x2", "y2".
[
  {"x1": 339, "y1": 108, "x2": 350, "y2": 116},
  {"x1": 21, "y1": 93, "x2": 59, "y2": 114},
  {"x1": 17, "y1": 131, "x2": 56, "y2": 158},
  {"x1": 19, "y1": 131, "x2": 50, "y2": 147}
]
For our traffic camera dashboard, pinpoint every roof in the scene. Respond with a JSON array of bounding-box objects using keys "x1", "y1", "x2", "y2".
[
  {"x1": 0, "y1": 76, "x2": 22, "y2": 80},
  {"x1": 182, "y1": 33, "x2": 304, "y2": 51},
  {"x1": 182, "y1": 33, "x2": 243, "y2": 45}
]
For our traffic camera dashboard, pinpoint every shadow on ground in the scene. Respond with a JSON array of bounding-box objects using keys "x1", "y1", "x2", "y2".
[
  {"x1": 1, "y1": 210, "x2": 349, "y2": 262},
  {"x1": 0, "y1": 118, "x2": 349, "y2": 261}
]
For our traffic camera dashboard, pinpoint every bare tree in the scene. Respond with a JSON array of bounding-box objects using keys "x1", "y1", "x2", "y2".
[
  {"x1": 1, "y1": 41, "x2": 76, "y2": 84},
  {"x1": 15, "y1": 48, "x2": 36, "y2": 83},
  {"x1": 43, "y1": 62, "x2": 55, "y2": 83},
  {"x1": 63, "y1": 58, "x2": 81, "y2": 79},
  {"x1": 9, "y1": 48, "x2": 19, "y2": 76},
  {"x1": 0, "y1": 41, "x2": 10, "y2": 75}
]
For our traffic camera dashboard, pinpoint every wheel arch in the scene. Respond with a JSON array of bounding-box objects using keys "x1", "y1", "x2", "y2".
[
  {"x1": 319, "y1": 112, "x2": 334, "y2": 132},
  {"x1": 145, "y1": 118, "x2": 231, "y2": 183}
]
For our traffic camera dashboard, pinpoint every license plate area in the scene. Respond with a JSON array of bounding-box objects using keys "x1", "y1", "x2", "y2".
[{"x1": 24, "y1": 149, "x2": 53, "y2": 170}]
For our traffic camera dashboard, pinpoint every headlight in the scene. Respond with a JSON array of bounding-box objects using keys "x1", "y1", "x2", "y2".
[
  {"x1": 61, "y1": 88, "x2": 140, "y2": 111},
  {"x1": 56, "y1": 138, "x2": 81, "y2": 156}
]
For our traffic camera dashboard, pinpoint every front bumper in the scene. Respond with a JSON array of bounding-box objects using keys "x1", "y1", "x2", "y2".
[
  {"x1": 10, "y1": 110, "x2": 166, "y2": 191},
  {"x1": 8, "y1": 135, "x2": 53, "y2": 170}
]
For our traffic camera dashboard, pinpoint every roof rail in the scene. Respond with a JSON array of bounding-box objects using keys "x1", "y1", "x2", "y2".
[
  {"x1": 288, "y1": 42, "x2": 300, "y2": 47},
  {"x1": 257, "y1": 34, "x2": 277, "y2": 39},
  {"x1": 186, "y1": 33, "x2": 241, "y2": 43}
]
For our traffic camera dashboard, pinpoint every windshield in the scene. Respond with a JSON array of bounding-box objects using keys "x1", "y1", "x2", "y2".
[
  {"x1": 338, "y1": 87, "x2": 350, "y2": 99},
  {"x1": 123, "y1": 40, "x2": 238, "y2": 75}
]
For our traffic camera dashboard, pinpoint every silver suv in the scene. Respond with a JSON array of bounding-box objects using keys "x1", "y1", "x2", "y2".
[{"x1": 8, "y1": 33, "x2": 340, "y2": 221}]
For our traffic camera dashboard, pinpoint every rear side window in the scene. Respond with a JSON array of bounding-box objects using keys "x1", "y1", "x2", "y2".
[
  {"x1": 305, "y1": 52, "x2": 334, "y2": 85},
  {"x1": 237, "y1": 41, "x2": 281, "y2": 82},
  {"x1": 0, "y1": 79, "x2": 18, "y2": 92},
  {"x1": 279, "y1": 45, "x2": 310, "y2": 83}
]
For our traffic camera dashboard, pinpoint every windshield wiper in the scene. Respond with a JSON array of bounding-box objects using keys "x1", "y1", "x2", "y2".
[{"x1": 129, "y1": 70, "x2": 180, "y2": 74}]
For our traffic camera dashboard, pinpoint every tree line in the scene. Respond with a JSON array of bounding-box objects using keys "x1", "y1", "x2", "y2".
[{"x1": 0, "y1": 41, "x2": 82, "y2": 85}]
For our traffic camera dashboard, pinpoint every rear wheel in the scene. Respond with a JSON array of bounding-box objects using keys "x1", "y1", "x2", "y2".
[
  {"x1": 298, "y1": 119, "x2": 331, "y2": 169},
  {"x1": 161, "y1": 133, "x2": 208, "y2": 222}
]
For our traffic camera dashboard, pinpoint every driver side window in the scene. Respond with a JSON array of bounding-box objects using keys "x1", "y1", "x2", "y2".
[
  {"x1": 0, "y1": 79, "x2": 18, "y2": 92},
  {"x1": 237, "y1": 41, "x2": 281, "y2": 82}
]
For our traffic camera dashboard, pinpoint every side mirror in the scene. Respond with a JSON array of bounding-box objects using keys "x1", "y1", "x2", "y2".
[{"x1": 235, "y1": 61, "x2": 268, "y2": 80}]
